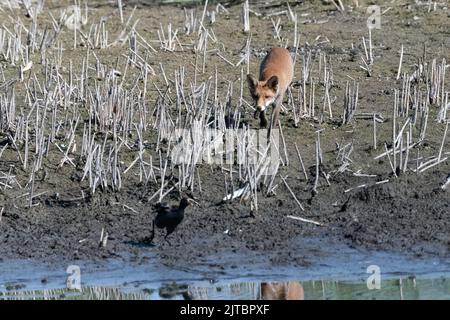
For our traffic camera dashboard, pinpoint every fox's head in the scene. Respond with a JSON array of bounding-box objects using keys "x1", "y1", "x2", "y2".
[{"x1": 247, "y1": 74, "x2": 279, "y2": 113}]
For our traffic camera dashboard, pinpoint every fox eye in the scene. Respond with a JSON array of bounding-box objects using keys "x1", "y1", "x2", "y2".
[{"x1": 265, "y1": 95, "x2": 271, "y2": 99}]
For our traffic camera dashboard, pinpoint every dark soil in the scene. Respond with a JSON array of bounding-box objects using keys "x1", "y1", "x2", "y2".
[{"x1": 1, "y1": 167, "x2": 449, "y2": 265}]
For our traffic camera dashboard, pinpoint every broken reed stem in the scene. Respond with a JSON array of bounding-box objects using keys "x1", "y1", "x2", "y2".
[
  {"x1": 368, "y1": 28, "x2": 373, "y2": 65},
  {"x1": 278, "y1": 120, "x2": 289, "y2": 166},
  {"x1": 294, "y1": 142, "x2": 308, "y2": 180},
  {"x1": 280, "y1": 175, "x2": 304, "y2": 211},
  {"x1": 373, "y1": 114, "x2": 377, "y2": 150},
  {"x1": 438, "y1": 121, "x2": 449, "y2": 161},
  {"x1": 118, "y1": 0, "x2": 124, "y2": 24},
  {"x1": 396, "y1": 44, "x2": 403, "y2": 80},
  {"x1": 313, "y1": 130, "x2": 323, "y2": 194},
  {"x1": 384, "y1": 142, "x2": 398, "y2": 177},
  {"x1": 242, "y1": 0, "x2": 250, "y2": 33},
  {"x1": 392, "y1": 90, "x2": 398, "y2": 170},
  {"x1": 287, "y1": 214, "x2": 322, "y2": 226},
  {"x1": 403, "y1": 131, "x2": 410, "y2": 172}
]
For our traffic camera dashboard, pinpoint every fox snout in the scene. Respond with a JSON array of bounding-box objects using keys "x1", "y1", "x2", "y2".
[{"x1": 255, "y1": 104, "x2": 266, "y2": 112}]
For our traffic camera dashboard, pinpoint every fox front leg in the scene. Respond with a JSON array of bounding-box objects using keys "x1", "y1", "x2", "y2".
[
  {"x1": 260, "y1": 111, "x2": 268, "y2": 128},
  {"x1": 267, "y1": 96, "x2": 282, "y2": 139}
]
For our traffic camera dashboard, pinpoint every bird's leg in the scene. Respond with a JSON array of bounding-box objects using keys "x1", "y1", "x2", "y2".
[
  {"x1": 164, "y1": 233, "x2": 172, "y2": 246},
  {"x1": 148, "y1": 220, "x2": 156, "y2": 243}
]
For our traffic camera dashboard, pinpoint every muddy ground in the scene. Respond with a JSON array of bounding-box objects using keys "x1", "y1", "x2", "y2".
[{"x1": 0, "y1": 1, "x2": 450, "y2": 268}]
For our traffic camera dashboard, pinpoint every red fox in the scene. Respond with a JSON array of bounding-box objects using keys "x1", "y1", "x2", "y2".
[{"x1": 247, "y1": 47, "x2": 294, "y2": 137}]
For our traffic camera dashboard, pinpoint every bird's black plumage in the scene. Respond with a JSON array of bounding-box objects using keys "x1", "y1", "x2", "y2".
[{"x1": 149, "y1": 198, "x2": 190, "y2": 245}]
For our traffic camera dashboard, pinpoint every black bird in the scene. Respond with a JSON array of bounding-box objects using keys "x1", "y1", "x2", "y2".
[{"x1": 149, "y1": 198, "x2": 193, "y2": 245}]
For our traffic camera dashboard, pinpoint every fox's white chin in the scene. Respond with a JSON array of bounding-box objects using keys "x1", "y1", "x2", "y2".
[{"x1": 265, "y1": 98, "x2": 275, "y2": 108}]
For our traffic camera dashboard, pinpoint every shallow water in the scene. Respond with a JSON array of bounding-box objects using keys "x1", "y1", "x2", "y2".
[
  {"x1": 1, "y1": 243, "x2": 450, "y2": 300},
  {"x1": 2, "y1": 276, "x2": 450, "y2": 300}
]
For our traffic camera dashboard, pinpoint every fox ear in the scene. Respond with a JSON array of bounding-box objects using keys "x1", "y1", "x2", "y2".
[
  {"x1": 266, "y1": 76, "x2": 278, "y2": 91},
  {"x1": 247, "y1": 74, "x2": 258, "y2": 94}
]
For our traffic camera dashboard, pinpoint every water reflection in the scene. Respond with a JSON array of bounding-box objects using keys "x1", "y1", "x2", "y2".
[
  {"x1": 186, "y1": 281, "x2": 307, "y2": 300},
  {"x1": 187, "y1": 278, "x2": 450, "y2": 300},
  {"x1": 2, "y1": 277, "x2": 449, "y2": 300},
  {"x1": 260, "y1": 282, "x2": 304, "y2": 300}
]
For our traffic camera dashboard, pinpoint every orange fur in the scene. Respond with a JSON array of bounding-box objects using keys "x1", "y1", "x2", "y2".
[
  {"x1": 260, "y1": 282, "x2": 304, "y2": 300},
  {"x1": 247, "y1": 47, "x2": 294, "y2": 136}
]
